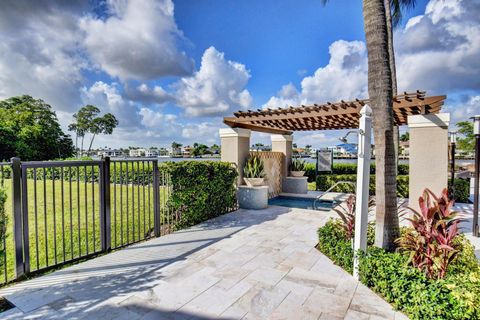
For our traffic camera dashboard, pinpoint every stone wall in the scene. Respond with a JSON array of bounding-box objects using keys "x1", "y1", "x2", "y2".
[{"x1": 250, "y1": 151, "x2": 284, "y2": 198}]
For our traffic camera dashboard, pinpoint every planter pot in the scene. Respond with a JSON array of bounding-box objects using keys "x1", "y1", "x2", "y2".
[
  {"x1": 290, "y1": 171, "x2": 305, "y2": 177},
  {"x1": 244, "y1": 177, "x2": 265, "y2": 187}
]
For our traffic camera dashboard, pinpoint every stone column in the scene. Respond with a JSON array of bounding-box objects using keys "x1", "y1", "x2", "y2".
[
  {"x1": 408, "y1": 113, "x2": 450, "y2": 210},
  {"x1": 219, "y1": 127, "x2": 251, "y2": 185},
  {"x1": 271, "y1": 134, "x2": 293, "y2": 177}
]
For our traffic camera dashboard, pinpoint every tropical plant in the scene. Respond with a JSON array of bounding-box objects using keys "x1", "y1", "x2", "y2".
[
  {"x1": 456, "y1": 121, "x2": 474, "y2": 152},
  {"x1": 290, "y1": 158, "x2": 306, "y2": 172},
  {"x1": 333, "y1": 194, "x2": 376, "y2": 240},
  {"x1": 86, "y1": 113, "x2": 119, "y2": 153},
  {"x1": 396, "y1": 188, "x2": 461, "y2": 279},
  {"x1": 243, "y1": 155, "x2": 265, "y2": 178},
  {"x1": 0, "y1": 95, "x2": 74, "y2": 160}
]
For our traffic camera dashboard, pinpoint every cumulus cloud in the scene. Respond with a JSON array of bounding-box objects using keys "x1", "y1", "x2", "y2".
[
  {"x1": 124, "y1": 83, "x2": 173, "y2": 105},
  {"x1": 174, "y1": 46, "x2": 253, "y2": 117},
  {"x1": 263, "y1": 40, "x2": 368, "y2": 109},
  {"x1": 81, "y1": 81, "x2": 141, "y2": 128},
  {"x1": 0, "y1": 1, "x2": 88, "y2": 111},
  {"x1": 395, "y1": 0, "x2": 480, "y2": 94},
  {"x1": 81, "y1": 0, "x2": 194, "y2": 80},
  {"x1": 182, "y1": 122, "x2": 219, "y2": 144}
]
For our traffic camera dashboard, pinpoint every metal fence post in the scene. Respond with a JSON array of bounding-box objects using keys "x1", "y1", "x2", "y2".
[
  {"x1": 11, "y1": 157, "x2": 25, "y2": 278},
  {"x1": 100, "y1": 157, "x2": 111, "y2": 251},
  {"x1": 153, "y1": 161, "x2": 160, "y2": 237}
]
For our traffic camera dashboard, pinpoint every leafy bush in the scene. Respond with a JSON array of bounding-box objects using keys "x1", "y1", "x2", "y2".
[
  {"x1": 396, "y1": 188, "x2": 460, "y2": 279},
  {"x1": 164, "y1": 161, "x2": 238, "y2": 229},
  {"x1": 318, "y1": 219, "x2": 480, "y2": 320},
  {"x1": 316, "y1": 174, "x2": 409, "y2": 198},
  {"x1": 449, "y1": 178, "x2": 470, "y2": 203},
  {"x1": 304, "y1": 163, "x2": 409, "y2": 183},
  {"x1": 243, "y1": 155, "x2": 265, "y2": 178}
]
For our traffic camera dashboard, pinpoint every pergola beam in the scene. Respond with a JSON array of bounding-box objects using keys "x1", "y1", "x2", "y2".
[{"x1": 225, "y1": 92, "x2": 446, "y2": 132}]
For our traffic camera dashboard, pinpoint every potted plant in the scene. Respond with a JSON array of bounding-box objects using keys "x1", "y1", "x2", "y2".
[
  {"x1": 243, "y1": 155, "x2": 265, "y2": 186},
  {"x1": 290, "y1": 158, "x2": 306, "y2": 177}
]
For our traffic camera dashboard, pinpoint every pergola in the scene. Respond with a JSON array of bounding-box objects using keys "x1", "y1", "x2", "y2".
[
  {"x1": 220, "y1": 90, "x2": 450, "y2": 213},
  {"x1": 223, "y1": 91, "x2": 446, "y2": 134}
]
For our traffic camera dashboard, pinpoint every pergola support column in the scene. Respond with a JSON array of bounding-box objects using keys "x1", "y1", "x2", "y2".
[
  {"x1": 408, "y1": 113, "x2": 450, "y2": 210},
  {"x1": 271, "y1": 134, "x2": 293, "y2": 177},
  {"x1": 219, "y1": 127, "x2": 251, "y2": 185}
]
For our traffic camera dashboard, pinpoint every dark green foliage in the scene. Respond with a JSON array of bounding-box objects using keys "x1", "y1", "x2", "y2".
[
  {"x1": 316, "y1": 174, "x2": 409, "y2": 197},
  {"x1": 0, "y1": 95, "x2": 74, "y2": 160},
  {"x1": 317, "y1": 220, "x2": 480, "y2": 320},
  {"x1": 163, "y1": 161, "x2": 238, "y2": 229},
  {"x1": 304, "y1": 163, "x2": 409, "y2": 183},
  {"x1": 448, "y1": 178, "x2": 470, "y2": 203}
]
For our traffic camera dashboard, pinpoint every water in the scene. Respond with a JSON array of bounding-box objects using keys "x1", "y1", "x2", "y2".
[{"x1": 268, "y1": 196, "x2": 334, "y2": 210}]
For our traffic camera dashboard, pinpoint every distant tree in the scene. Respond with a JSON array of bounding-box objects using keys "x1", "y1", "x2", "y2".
[
  {"x1": 0, "y1": 95, "x2": 74, "y2": 160},
  {"x1": 400, "y1": 132, "x2": 409, "y2": 142},
  {"x1": 456, "y1": 121, "x2": 474, "y2": 152},
  {"x1": 69, "y1": 105, "x2": 100, "y2": 157},
  {"x1": 171, "y1": 142, "x2": 182, "y2": 155},
  {"x1": 192, "y1": 143, "x2": 208, "y2": 156},
  {"x1": 210, "y1": 144, "x2": 220, "y2": 154},
  {"x1": 87, "y1": 113, "x2": 118, "y2": 153}
]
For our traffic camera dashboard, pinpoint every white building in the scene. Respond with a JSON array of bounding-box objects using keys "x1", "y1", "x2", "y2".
[
  {"x1": 97, "y1": 149, "x2": 124, "y2": 157},
  {"x1": 129, "y1": 148, "x2": 145, "y2": 157},
  {"x1": 145, "y1": 148, "x2": 159, "y2": 157}
]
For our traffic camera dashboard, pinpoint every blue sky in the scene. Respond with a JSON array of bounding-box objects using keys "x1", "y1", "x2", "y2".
[{"x1": 0, "y1": 0, "x2": 478, "y2": 148}]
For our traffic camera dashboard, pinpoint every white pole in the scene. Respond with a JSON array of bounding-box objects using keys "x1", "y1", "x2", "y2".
[{"x1": 353, "y1": 105, "x2": 372, "y2": 279}]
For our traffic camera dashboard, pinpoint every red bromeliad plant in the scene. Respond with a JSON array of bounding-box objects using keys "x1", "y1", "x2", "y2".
[
  {"x1": 396, "y1": 188, "x2": 460, "y2": 279},
  {"x1": 333, "y1": 195, "x2": 375, "y2": 240}
]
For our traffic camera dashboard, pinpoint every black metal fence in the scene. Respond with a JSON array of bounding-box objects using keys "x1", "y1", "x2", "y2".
[{"x1": 0, "y1": 157, "x2": 173, "y2": 286}]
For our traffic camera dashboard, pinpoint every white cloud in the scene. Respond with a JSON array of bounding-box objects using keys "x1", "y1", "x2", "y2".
[
  {"x1": 174, "y1": 46, "x2": 253, "y2": 117},
  {"x1": 81, "y1": 0, "x2": 194, "y2": 80},
  {"x1": 0, "y1": 1, "x2": 87, "y2": 111},
  {"x1": 81, "y1": 81, "x2": 141, "y2": 128},
  {"x1": 263, "y1": 40, "x2": 368, "y2": 109},
  {"x1": 125, "y1": 83, "x2": 173, "y2": 105},
  {"x1": 182, "y1": 122, "x2": 219, "y2": 144},
  {"x1": 447, "y1": 95, "x2": 480, "y2": 122}
]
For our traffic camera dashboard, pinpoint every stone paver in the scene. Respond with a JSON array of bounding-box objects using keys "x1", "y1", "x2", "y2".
[{"x1": 0, "y1": 205, "x2": 408, "y2": 319}]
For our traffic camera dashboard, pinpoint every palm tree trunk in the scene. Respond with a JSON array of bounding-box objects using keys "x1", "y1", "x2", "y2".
[
  {"x1": 363, "y1": 0, "x2": 399, "y2": 251},
  {"x1": 88, "y1": 134, "x2": 96, "y2": 153},
  {"x1": 384, "y1": 0, "x2": 400, "y2": 172},
  {"x1": 81, "y1": 136, "x2": 84, "y2": 157},
  {"x1": 75, "y1": 132, "x2": 78, "y2": 158}
]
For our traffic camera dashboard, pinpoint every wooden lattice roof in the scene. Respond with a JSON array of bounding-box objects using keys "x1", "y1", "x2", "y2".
[{"x1": 223, "y1": 91, "x2": 446, "y2": 134}]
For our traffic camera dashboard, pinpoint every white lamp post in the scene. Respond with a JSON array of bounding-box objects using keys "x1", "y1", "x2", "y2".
[
  {"x1": 353, "y1": 105, "x2": 372, "y2": 279},
  {"x1": 471, "y1": 115, "x2": 480, "y2": 237}
]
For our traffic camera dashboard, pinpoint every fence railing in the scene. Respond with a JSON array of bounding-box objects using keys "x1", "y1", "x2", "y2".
[{"x1": 0, "y1": 157, "x2": 173, "y2": 286}]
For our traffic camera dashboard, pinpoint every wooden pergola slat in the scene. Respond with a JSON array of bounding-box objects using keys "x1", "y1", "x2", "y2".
[{"x1": 224, "y1": 91, "x2": 446, "y2": 134}]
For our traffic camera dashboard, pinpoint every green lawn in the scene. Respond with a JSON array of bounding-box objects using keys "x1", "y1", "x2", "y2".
[{"x1": 1, "y1": 179, "x2": 171, "y2": 283}]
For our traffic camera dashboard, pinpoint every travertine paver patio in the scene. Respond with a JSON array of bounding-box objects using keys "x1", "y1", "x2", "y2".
[{"x1": 0, "y1": 205, "x2": 408, "y2": 319}]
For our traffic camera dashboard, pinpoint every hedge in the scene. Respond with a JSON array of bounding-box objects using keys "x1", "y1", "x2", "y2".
[
  {"x1": 449, "y1": 178, "x2": 470, "y2": 203},
  {"x1": 304, "y1": 162, "x2": 409, "y2": 182},
  {"x1": 316, "y1": 174, "x2": 409, "y2": 198},
  {"x1": 163, "y1": 161, "x2": 238, "y2": 229},
  {"x1": 318, "y1": 220, "x2": 480, "y2": 320}
]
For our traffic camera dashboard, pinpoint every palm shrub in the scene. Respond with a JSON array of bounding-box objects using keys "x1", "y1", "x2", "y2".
[
  {"x1": 396, "y1": 188, "x2": 460, "y2": 279},
  {"x1": 243, "y1": 155, "x2": 265, "y2": 178}
]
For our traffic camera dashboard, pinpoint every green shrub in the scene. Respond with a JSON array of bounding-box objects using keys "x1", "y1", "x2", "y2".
[
  {"x1": 448, "y1": 178, "x2": 470, "y2": 203},
  {"x1": 164, "y1": 161, "x2": 238, "y2": 229},
  {"x1": 318, "y1": 220, "x2": 480, "y2": 320},
  {"x1": 316, "y1": 174, "x2": 409, "y2": 198},
  {"x1": 304, "y1": 163, "x2": 409, "y2": 183}
]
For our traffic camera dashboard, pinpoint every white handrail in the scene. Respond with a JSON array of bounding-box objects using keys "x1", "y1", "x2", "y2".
[{"x1": 313, "y1": 181, "x2": 356, "y2": 210}]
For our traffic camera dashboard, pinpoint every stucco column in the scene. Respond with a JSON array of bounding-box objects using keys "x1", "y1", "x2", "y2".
[
  {"x1": 219, "y1": 127, "x2": 251, "y2": 185},
  {"x1": 408, "y1": 113, "x2": 450, "y2": 210},
  {"x1": 271, "y1": 134, "x2": 293, "y2": 177}
]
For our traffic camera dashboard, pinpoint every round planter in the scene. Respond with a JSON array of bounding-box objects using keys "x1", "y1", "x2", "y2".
[
  {"x1": 290, "y1": 171, "x2": 305, "y2": 177},
  {"x1": 244, "y1": 177, "x2": 265, "y2": 187}
]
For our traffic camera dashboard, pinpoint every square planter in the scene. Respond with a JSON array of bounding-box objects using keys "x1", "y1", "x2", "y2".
[{"x1": 282, "y1": 176, "x2": 308, "y2": 194}]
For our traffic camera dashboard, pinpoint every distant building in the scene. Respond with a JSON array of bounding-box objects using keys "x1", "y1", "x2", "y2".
[
  {"x1": 327, "y1": 144, "x2": 357, "y2": 157},
  {"x1": 182, "y1": 145, "x2": 192, "y2": 157},
  {"x1": 400, "y1": 141, "x2": 409, "y2": 156},
  {"x1": 97, "y1": 149, "x2": 124, "y2": 157},
  {"x1": 129, "y1": 148, "x2": 145, "y2": 157},
  {"x1": 159, "y1": 148, "x2": 169, "y2": 156},
  {"x1": 145, "y1": 148, "x2": 159, "y2": 157}
]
